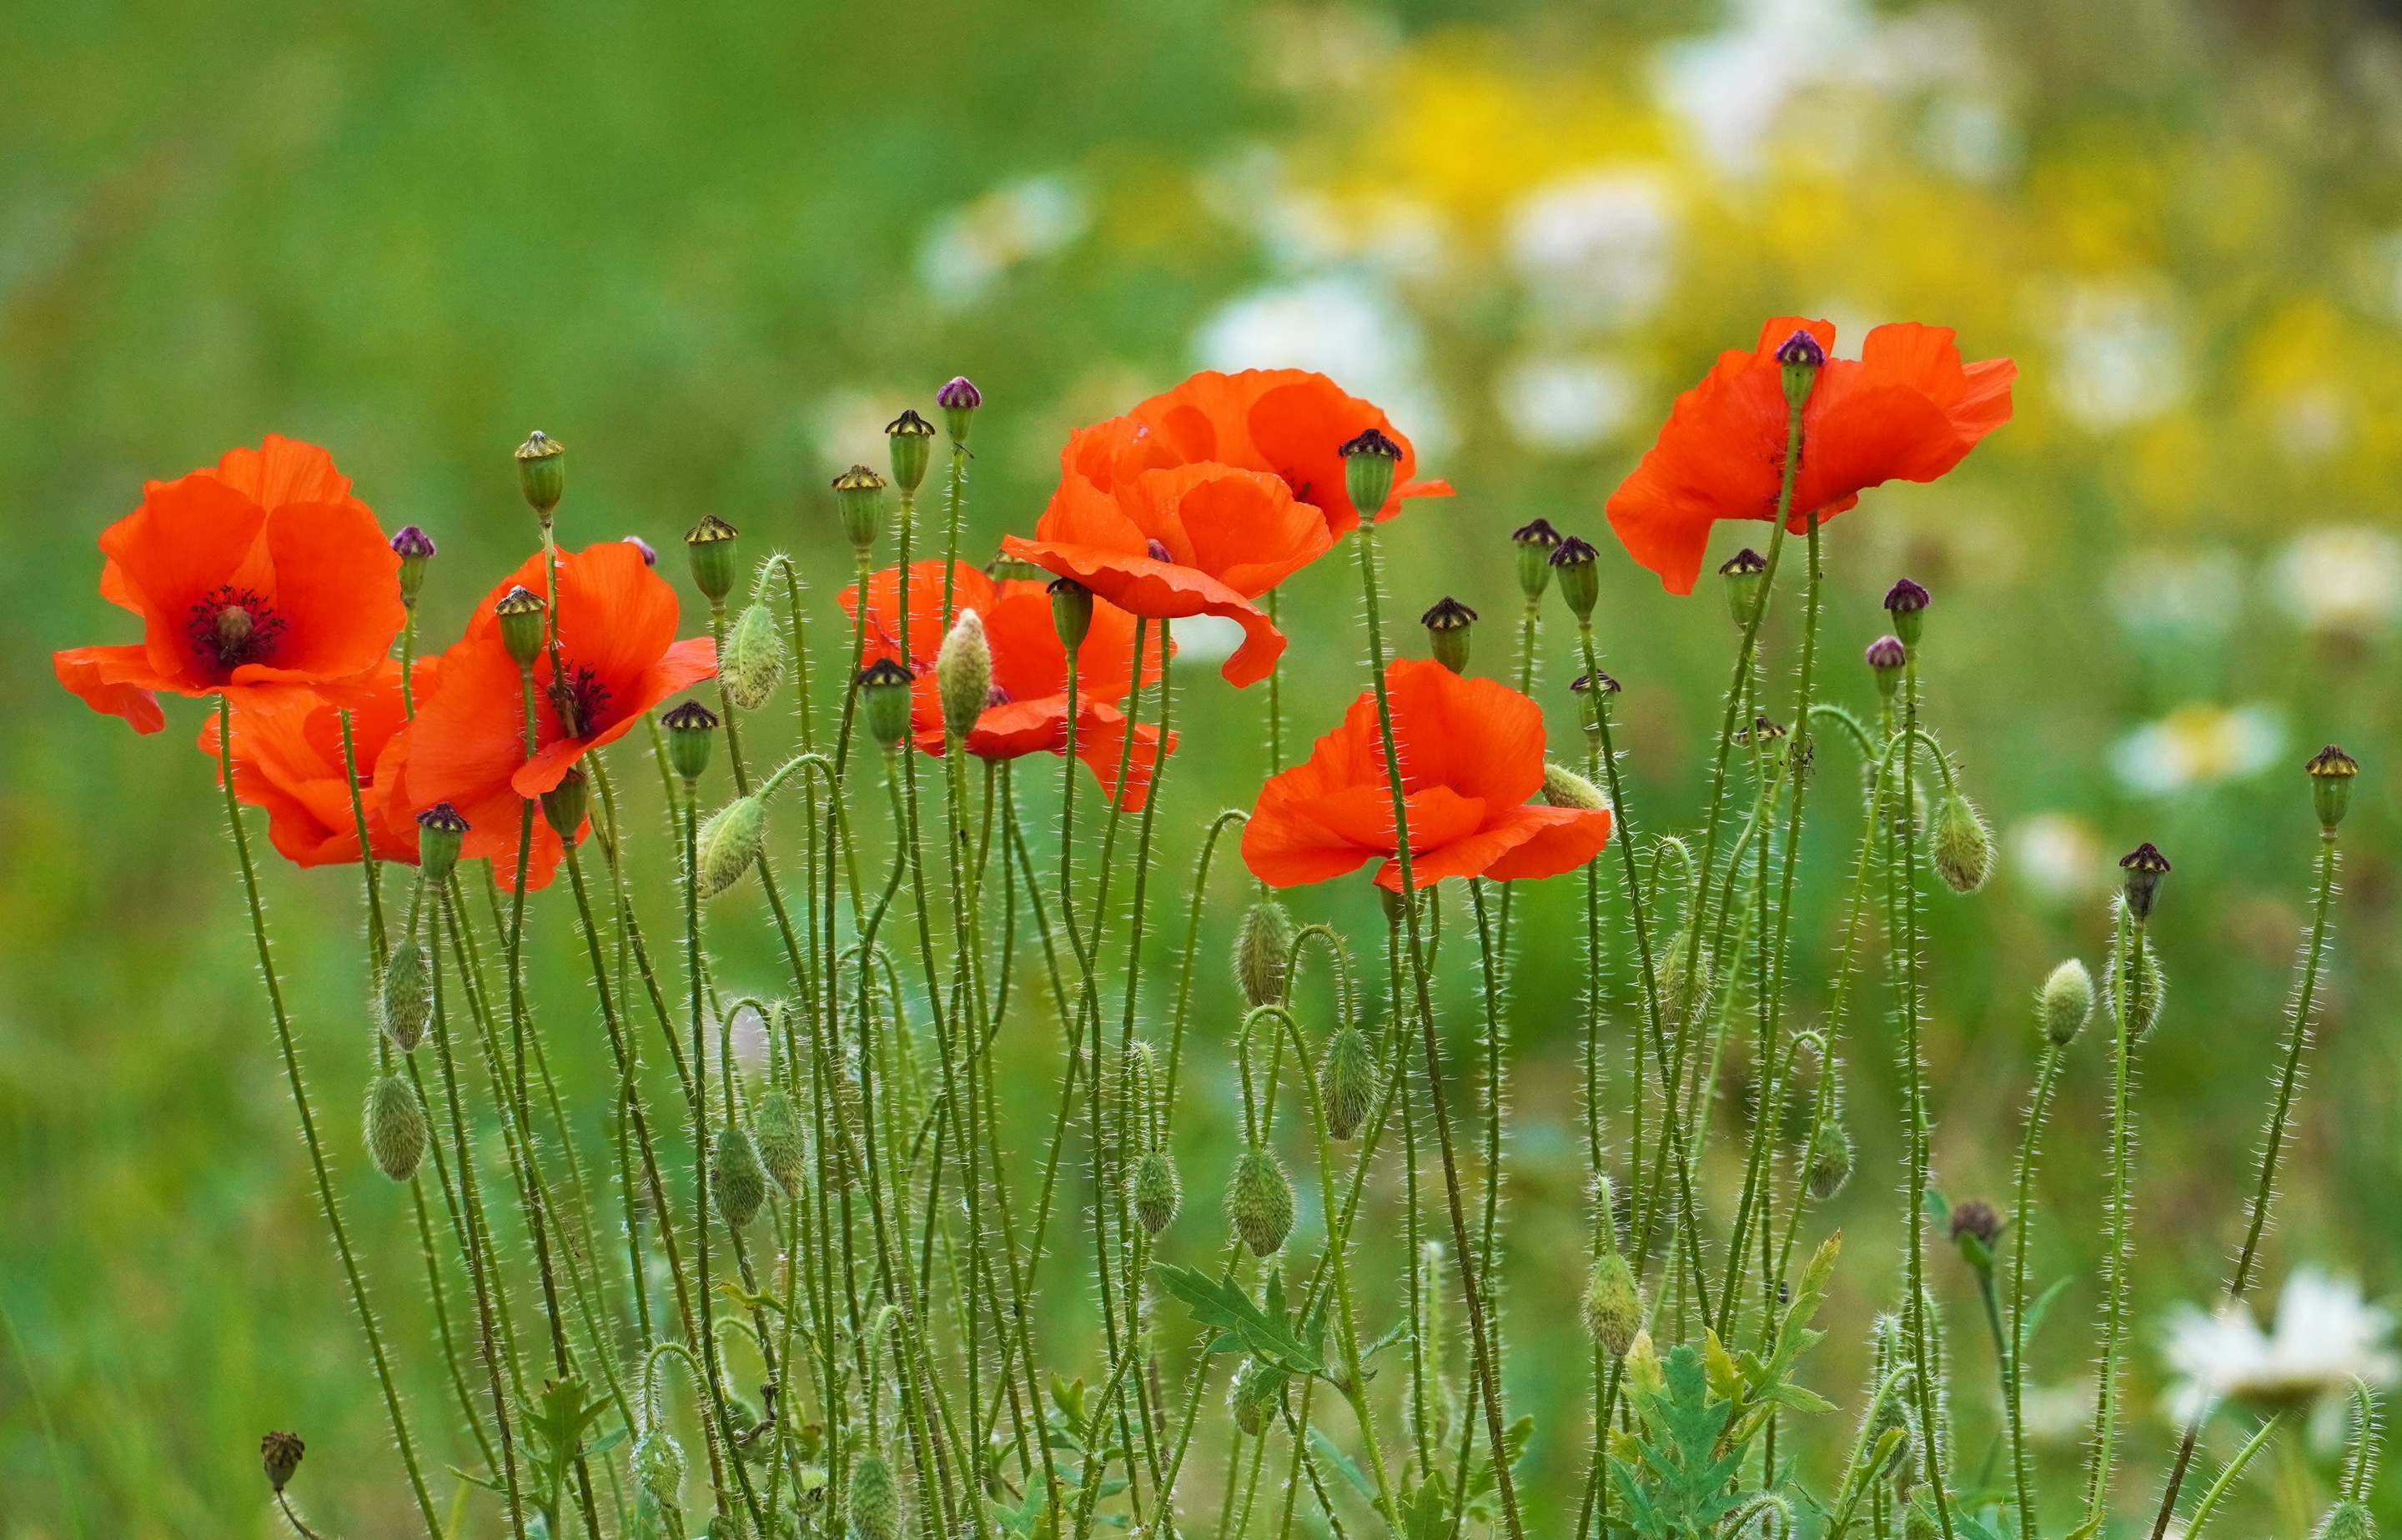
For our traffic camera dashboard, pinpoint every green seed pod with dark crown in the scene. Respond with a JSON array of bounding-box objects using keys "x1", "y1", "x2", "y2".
[
  {"x1": 1226, "y1": 1146, "x2": 1295, "y2": 1257},
  {"x1": 661, "y1": 699, "x2": 719, "y2": 783},
  {"x1": 1806, "y1": 1117, "x2": 1854, "y2": 1201},
  {"x1": 633, "y1": 1426, "x2": 686, "y2": 1517},
  {"x1": 1320, "y1": 1026, "x2": 1375, "y2": 1141},
  {"x1": 1550, "y1": 535, "x2": 1601, "y2": 621},
  {"x1": 2038, "y1": 959, "x2": 2093, "y2": 1046},
  {"x1": 495, "y1": 585, "x2": 547, "y2": 670},
  {"x1": 696, "y1": 795, "x2": 767, "y2": 898},
  {"x1": 1541, "y1": 762, "x2": 1607, "y2": 812},
  {"x1": 1230, "y1": 1357, "x2": 1288, "y2": 1437},
  {"x1": 415, "y1": 803, "x2": 469, "y2": 885},
  {"x1": 936, "y1": 610, "x2": 992, "y2": 740},
  {"x1": 1511, "y1": 518, "x2": 1562, "y2": 600},
  {"x1": 1720, "y1": 548, "x2": 1768, "y2": 627},
  {"x1": 937, "y1": 375, "x2": 982, "y2": 444},
  {"x1": 2118, "y1": 840, "x2": 2171, "y2": 922},
  {"x1": 1420, "y1": 596, "x2": 1476, "y2": 675},
  {"x1": 753, "y1": 1088, "x2": 808, "y2": 1197},
  {"x1": 720, "y1": 602, "x2": 786, "y2": 712},
  {"x1": 261, "y1": 1430, "x2": 306, "y2": 1494},
  {"x1": 886, "y1": 408, "x2": 935, "y2": 494},
  {"x1": 711, "y1": 1123, "x2": 767, "y2": 1229},
  {"x1": 379, "y1": 934, "x2": 431, "y2": 1051},
  {"x1": 2309, "y1": 744, "x2": 2360, "y2": 832},
  {"x1": 2315, "y1": 1500, "x2": 2377, "y2": 1540},
  {"x1": 1049, "y1": 576, "x2": 1094, "y2": 653},
  {"x1": 1583, "y1": 1252, "x2": 1643, "y2": 1358},
  {"x1": 1339, "y1": 426, "x2": 1401, "y2": 521},
  {"x1": 857, "y1": 659, "x2": 915, "y2": 754},
  {"x1": 541, "y1": 766, "x2": 591, "y2": 842},
  {"x1": 1930, "y1": 793, "x2": 1993, "y2": 894},
  {"x1": 1133, "y1": 1150, "x2": 1181, "y2": 1237},
  {"x1": 515, "y1": 430, "x2": 566, "y2": 518},
  {"x1": 847, "y1": 1450, "x2": 900, "y2": 1540},
  {"x1": 833, "y1": 464, "x2": 887, "y2": 554},
  {"x1": 685, "y1": 514, "x2": 740, "y2": 605},
  {"x1": 1236, "y1": 899, "x2": 1294, "y2": 1008},
  {"x1": 366, "y1": 1072, "x2": 428, "y2": 1181}
]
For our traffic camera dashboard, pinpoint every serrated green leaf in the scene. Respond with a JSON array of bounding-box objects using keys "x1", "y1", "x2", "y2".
[
  {"x1": 1309, "y1": 1425, "x2": 1376, "y2": 1502},
  {"x1": 1154, "y1": 1263, "x2": 1323, "y2": 1373}
]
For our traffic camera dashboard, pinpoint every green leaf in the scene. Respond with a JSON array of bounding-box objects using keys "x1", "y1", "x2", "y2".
[
  {"x1": 1309, "y1": 1426, "x2": 1375, "y2": 1502},
  {"x1": 2018, "y1": 1276, "x2": 2076, "y2": 1355},
  {"x1": 1154, "y1": 1263, "x2": 1324, "y2": 1374}
]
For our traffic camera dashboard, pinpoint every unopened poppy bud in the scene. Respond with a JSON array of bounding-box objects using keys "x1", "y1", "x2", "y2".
[
  {"x1": 937, "y1": 375, "x2": 982, "y2": 442},
  {"x1": 661, "y1": 700, "x2": 718, "y2": 782},
  {"x1": 515, "y1": 430, "x2": 566, "y2": 517},
  {"x1": 711, "y1": 1123, "x2": 767, "y2": 1228},
  {"x1": 1806, "y1": 1118, "x2": 1853, "y2": 1201},
  {"x1": 886, "y1": 408, "x2": 936, "y2": 494},
  {"x1": 721, "y1": 602, "x2": 786, "y2": 711},
  {"x1": 1512, "y1": 518, "x2": 1563, "y2": 599},
  {"x1": 1230, "y1": 1358, "x2": 1286, "y2": 1437},
  {"x1": 937, "y1": 609, "x2": 992, "y2": 739},
  {"x1": 380, "y1": 936, "x2": 430, "y2": 1051},
  {"x1": 1884, "y1": 578, "x2": 1931, "y2": 646},
  {"x1": 684, "y1": 514, "x2": 740, "y2": 604},
  {"x1": 847, "y1": 1450, "x2": 900, "y2": 1540},
  {"x1": 2038, "y1": 960, "x2": 2093, "y2": 1046},
  {"x1": 365, "y1": 1072, "x2": 428, "y2": 1181},
  {"x1": 1049, "y1": 576, "x2": 1094, "y2": 652},
  {"x1": 1584, "y1": 1252, "x2": 1643, "y2": 1357},
  {"x1": 1550, "y1": 534, "x2": 1601, "y2": 621},
  {"x1": 2315, "y1": 1500, "x2": 2376, "y2": 1540},
  {"x1": 1867, "y1": 636, "x2": 1907, "y2": 698},
  {"x1": 2110, "y1": 926, "x2": 2168, "y2": 1041},
  {"x1": 753, "y1": 1088, "x2": 807, "y2": 1196},
  {"x1": 1339, "y1": 426, "x2": 1402, "y2": 520},
  {"x1": 2307, "y1": 745, "x2": 2359, "y2": 831},
  {"x1": 1133, "y1": 1150, "x2": 1181, "y2": 1236},
  {"x1": 1226, "y1": 1146, "x2": 1295, "y2": 1257},
  {"x1": 1420, "y1": 596, "x2": 1476, "y2": 675},
  {"x1": 1931, "y1": 793, "x2": 1992, "y2": 894},
  {"x1": 541, "y1": 767, "x2": 590, "y2": 841},
  {"x1": 1237, "y1": 900, "x2": 1294, "y2": 1007},
  {"x1": 633, "y1": 1427, "x2": 685, "y2": 1513},
  {"x1": 696, "y1": 795, "x2": 767, "y2": 897},
  {"x1": 1542, "y1": 762, "x2": 1608, "y2": 813},
  {"x1": 1947, "y1": 1199, "x2": 2002, "y2": 1275},
  {"x1": 415, "y1": 803, "x2": 468, "y2": 884},
  {"x1": 1776, "y1": 329, "x2": 1826, "y2": 410},
  {"x1": 857, "y1": 658, "x2": 915, "y2": 753},
  {"x1": 624, "y1": 534, "x2": 657, "y2": 566},
  {"x1": 1720, "y1": 548, "x2": 1769, "y2": 626},
  {"x1": 1320, "y1": 1025, "x2": 1375, "y2": 1141},
  {"x1": 495, "y1": 586, "x2": 547, "y2": 670},
  {"x1": 261, "y1": 1431, "x2": 305, "y2": 1494},
  {"x1": 2118, "y1": 841, "x2": 2170, "y2": 921},
  {"x1": 833, "y1": 464, "x2": 887, "y2": 554},
  {"x1": 391, "y1": 526, "x2": 436, "y2": 608}
]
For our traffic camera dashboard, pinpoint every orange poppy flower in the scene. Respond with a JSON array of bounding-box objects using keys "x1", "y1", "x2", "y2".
[
  {"x1": 384, "y1": 540, "x2": 714, "y2": 885},
  {"x1": 1243, "y1": 658, "x2": 1613, "y2": 892},
  {"x1": 53, "y1": 434, "x2": 406, "y2": 733},
  {"x1": 1605, "y1": 318, "x2": 2015, "y2": 594},
  {"x1": 841, "y1": 560, "x2": 1174, "y2": 809},
  {"x1": 1001, "y1": 461, "x2": 1331, "y2": 688}
]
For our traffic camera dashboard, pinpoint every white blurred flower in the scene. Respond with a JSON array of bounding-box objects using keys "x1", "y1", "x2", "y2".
[
  {"x1": 2008, "y1": 812, "x2": 2110, "y2": 905},
  {"x1": 1192, "y1": 272, "x2": 1448, "y2": 452},
  {"x1": 2275, "y1": 385, "x2": 2349, "y2": 464},
  {"x1": 1169, "y1": 614, "x2": 1244, "y2": 665},
  {"x1": 2108, "y1": 547, "x2": 2241, "y2": 643},
  {"x1": 2110, "y1": 704, "x2": 2284, "y2": 797},
  {"x1": 2274, "y1": 525, "x2": 2402, "y2": 640},
  {"x1": 919, "y1": 174, "x2": 1089, "y2": 309},
  {"x1": 2163, "y1": 1267, "x2": 2397, "y2": 1422},
  {"x1": 2021, "y1": 1376, "x2": 2097, "y2": 1445},
  {"x1": 813, "y1": 389, "x2": 907, "y2": 477},
  {"x1": 1504, "y1": 170, "x2": 1676, "y2": 331},
  {"x1": 1493, "y1": 354, "x2": 1640, "y2": 454},
  {"x1": 2053, "y1": 283, "x2": 2187, "y2": 431}
]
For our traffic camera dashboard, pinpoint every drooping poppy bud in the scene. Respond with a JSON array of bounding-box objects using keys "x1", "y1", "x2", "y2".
[
  {"x1": 834, "y1": 464, "x2": 887, "y2": 554},
  {"x1": 886, "y1": 408, "x2": 936, "y2": 494},
  {"x1": 1225, "y1": 1146, "x2": 1295, "y2": 1257},
  {"x1": 711, "y1": 1123, "x2": 767, "y2": 1228},
  {"x1": 1931, "y1": 793, "x2": 1992, "y2": 894},
  {"x1": 632, "y1": 1427, "x2": 685, "y2": 1517},
  {"x1": 857, "y1": 658, "x2": 915, "y2": 754},
  {"x1": 2118, "y1": 841, "x2": 2170, "y2": 921},
  {"x1": 380, "y1": 936, "x2": 430, "y2": 1051},
  {"x1": 721, "y1": 602, "x2": 786, "y2": 712},
  {"x1": 261, "y1": 1432, "x2": 305, "y2": 1494},
  {"x1": 754, "y1": 1088, "x2": 807, "y2": 1196},
  {"x1": 1541, "y1": 762, "x2": 1608, "y2": 813},
  {"x1": 1584, "y1": 1252, "x2": 1642, "y2": 1357},
  {"x1": 661, "y1": 699, "x2": 719, "y2": 783},
  {"x1": 684, "y1": 514, "x2": 740, "y2": 604},
  {"x1": 416, "y1": 803, "x2": 469, "y2": 885},
  {"x1": 540, "y1": 766, "x2": 591, "y2": 842},
  {"x1": 391, "y1": 526, "x2": 436, "y2": 609},
  {"x1": 1550, "y1": 534, "x2": 1601, "y2": 621},
  {"x1": 1320, "y1": 1025, "x2": 1375, "y2": 1141},
  {"x1": 1237, "y1": 900, "x2": 1293, "y2": 1007},
  {"x1": 937, "y1": 375, "x2": 982, "y2": 443},
  {"x1": 515, "y1": 430, "x2": 566, "y2": 518},
  {"x1": 1806, "y1": 1116, "x2": 1853, "y2": 1201},
  {"x1": 1133, "y1": 1149, "x2": 1181, "y2": 1237},
  {"x1": 2314, "y1": 1501, "x2": 2376, "y2": 1540},
  {"x1": 495, "y1": 585, "x2": 547, "y2": 670},
  {"x1": 1230, "y1": 1357, "x2": 1286, "y2": 1437},
  {"x1": 1884, "y1": 578, "x2": 1930, "y2": 647},
  {"x1": 1048, "y1": 576, "x2": 1094, "y2": 653},
  {"x1": 1339, "y1": 426, "x2": 1402, "y2": 521},
  {"x1": 1775, "y1": 328, "x2": 1826, "y2": 411},
  {"x1": 696, "y1": 795, "x2": 767, "y2": 897},
  {"x1": 1867, "y1": 635, "x2": 1907, "y2": 698},
  {"x1": 1420, "y1": 596, "x2": 1476, "y2": 675},
  {"x1": 2038, "y1": 959, "x2": 2093, "y2": 1046},
  {"x1": 1512, "y1": 518, "x2": 1563, "y2": 600},
  {"x1": 847, "y1": 1450, "x2": 900, "y2": 1540},
  {"x1": 937, "y1": 609, "x2": 992, "y2": 739},
  {"x1": 2307, "y1": 744, "x2": 2359, "y2": 832},
  {"x1": 1720, "y1": 548, "x2": 1768, "y2": 627},
  {"x1": 365, "y1": 1072, "x2": 428, "y2": 1181}
]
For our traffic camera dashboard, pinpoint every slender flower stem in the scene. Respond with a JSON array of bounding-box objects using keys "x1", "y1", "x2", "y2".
[
  {"x1": 2007, "y1": 1040, "x2": 2065, "y2": 1533},
  {"x1": 2085, "y1": 901, "x2": 2147, "y2": 1527}
]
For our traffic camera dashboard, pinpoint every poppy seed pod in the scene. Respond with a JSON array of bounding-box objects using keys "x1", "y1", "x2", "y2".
[
  {"x1": 632, "y1": 1427, "x2": 685, "y2": 1513},
  {"x1": 1883, "y1": 578, "x2": 1931, "y2": 646},
  {"x1": 540, "y1": 767, "x2": 590, "y2": 842},
  {"x1": 391, "y1": 525, "x2": 436, "y2": 609},
  {"x1": 1550, "y1": 535, "x2": 1601, "y2": 620},
  {"x1": 886, "y1": 408, "x2": 936, "y2": 493},
  {"x1": 1420, "y1": 595, "x2": 1476, "y2": 675},
  {"x1": 2118, "y1": 841, "x2": 2170, "y2": 921},
  {"x1": 1237, "y1": 899, "x2": 1294, "y2": 1007},
  {"x1": 684, "y1": 514, "x2": 740, "y2": 604},
  {"x1": 365, "y1": 1072, "x2": 428, "y2": 1181},
  {"x1": 937, "y1": 375, "x2": 981, "y2": 442},
  {"x1": 937, "y1": 609, "x2": 992, "y2": 740},
  {"x1": 1511, "y1": 517, "x2": 1563, "y2": 599},
  {"x1": 1806, "y1": 1118, "x2": 1853, "y2": 1201},
  {"x1": 1775, "y1": 328, "x2": 1826, "y2": 409},
  {"x1": 696, "y1": 795, "x2": 767, "y2": 898},
  {"x1": 1133, "y1": 1149, "x2": 1181, "y2": 1236},
  {"x1": 857, "y1": 658, "x2": 915, "y2": 753},
  {"x1": 515, "y1": 430, "x2": 566, "y2": 517},
  {"x1": 415, "y1": 803, "x2": 469, "y2": 885},
  {"x1": 1320, "y1": 1025, "x2": 1375, "y2": 1141},
  {"x1": 261, "y1": 1431, "x2": 305, "y2": 1494},
  {"x1": 2315, "y1": 1500, "x2": 2376, "y2": 1540},
  {"x1": 753, "y1": 1088, "x2": 807, "y2": 1197},
  {"x1": 710, "y1": 1123, "x2": 767, "y2": 1228},
  {"x1": 661, "y1": 699, "x2": 719, "y2": 783},
  {"x1": 721, "y1": 603, "x2": 786, "y2": 712},
  {"x1": 1230, "y1": 1357, "x2": 1287, "y2": 1437},
  {"x1": 1867, "y1": 635, "x2": 1907, "y2": 698},
  {"x1": 1541, "y1": 762, "x2": 1609, "y2": 813},
  {"x1": 833, "y1": 464, "x2": 887, "y2": 554},
  {"x1": 1720, "y1": 548, "x2": 1769, "y2": 627},
  {"x1": 1339, "y1": 426, "x2": 1402, "y2": 519},
  {"x1": 1048, "y1": 576, "x2": 1094, "y2": 653},
  {"x1": 1226, "y1": 1147, "x2": 1295, "y2": 1257},
  {"x1": 379, "y1": 935, "x2": 430, "y2": 1051},
  {"x1": 1931, "y1": 793, "x2": 1992, "y2": 894},
  {"x1": 495, "y1": 585, "x2": 547, "y2": 670},
  {"x1": 2307, "y1": 744, "x2": 2359, "y2": 832},
  {"x1": 847, "y1": 1450, "x2": 900, "y2": 1540},
  {"x1": 2038, "y1": 959, "x2": 2093, "y2": 1046},
  {"x1": 1584, "y1": 1252, "x2": 1643, "y2": 1357}
]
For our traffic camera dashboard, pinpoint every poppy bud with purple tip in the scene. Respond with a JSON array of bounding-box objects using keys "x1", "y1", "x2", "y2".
[
  {"x1": 1776, "y1": 329, "x2": 1826, "y2": 410},
  {"x1": 391, "y1": 526, "x2": 436, "y2": 608},
  {"x1": 1867, "y1": 635, "x2": 1907, "y2": 699},
  {"x1": 1883, "y1": 578, "x2": 1930, "y2": 646},
  {"x1": 937, "y1": 375, "x2": 982, "y2": 443}
]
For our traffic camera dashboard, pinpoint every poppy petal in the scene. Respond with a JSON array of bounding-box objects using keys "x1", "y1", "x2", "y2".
[
  {"x1": 54, "y1": 645, "x2": 168, "y2": 732},
  {"x1": 1001, "y1": 537, "x2": 1287, "y2": 687}
]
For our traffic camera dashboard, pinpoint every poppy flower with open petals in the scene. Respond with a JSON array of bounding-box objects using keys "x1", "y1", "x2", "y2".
[
  {"x1": 384, "y1": 540, "x2": 713, "y2": 885},
  {"x1": 1002, "y1": 461, "x2": 1331, "y2": 687},
  {"x1": 1605, "y1": 318, "x2": 2015, "y2": 594},
  {"x1": 841, "y1": 561, "x2": 1174, "y2": 809},
  {"x1": 1244, "y1": 658, "x2": 1613, "y2": 892},
  {"x1": 54, "y1": 434, "x2": 405, "y2": 733}
]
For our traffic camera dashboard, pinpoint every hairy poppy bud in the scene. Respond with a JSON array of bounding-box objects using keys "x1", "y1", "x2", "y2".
[
  {"x1": 365, "y1": 1072, "x2": 428, "y2": 1181},
  {"x1": 1541, "y1": 762, "x2": 1608, "y2": 813},
  {"x1": 1230, "y1": 1357, "x2": 1287, "y2": 1437},
  {"x1": 1931, "y1": 794, "x2": 1992, "y2": 894},
  {"x1": 2118, "y1": 841, "x2": 2170, "y2": 922},
  {"x1": 1420, "y1": 596, "x2": 1476, "y2": 675},
  {"x1": 391, "y1": 526, "x2": 436, "y2": 609},
  {"x1": 1776, "y1": 329, "x2": 1826, "y2": 410},
  {"x1": 857, "y1": 658, "x2": 915, "y2": 753},
  {"x1": 1133, "y1": 1150, "x2": 1181, "y2": 1236},
  {"x1": 886, "y1": 408, "x2": 936, "y2": 494},
  {"x1": 541, "y1": 767, "x2": 591, "y2": 842},
  {"x1": 711, "y1": 1123, "x2": 767, "y2": 1228},
  {"x1": 1883, "y1": 578, "x2": 1930, "y2": 647},
  {"x1": 1947, "y1": 1198, "x2": 2002, "y2": 1275},
  {"x1": 1339, "y1": 426, "x2": 1402, "y2": 520},
  {"x1": 719, "y1": 603, "x2": 786, "y2": 712},
  {"x1": 1237, "y1": 900, "x2": 1294, "y2": 1007},
  {"x1": 1550, "y1": 535, "x2": 1601, "y2": 621},
  {"x1": 380, "y1": 935, "x2": 430, "y2": 1051},
  {"x1": 2308, "y1": 745, "x2": 2359, "y2": 832},
  {"x1": 1320, "y1": 1025, "x2": 1375, "y2": 1141},
  {"x1": 937, "y1": 610, "x2": 992, "y2": 739},
  {"x1": 833, "y1": 464, "x2": 887, "y2": 554},
  {"x1": 2109, "y1": 925, "x2": 2167, "y2": 1041},
  {"x1": 515, "y1": 430, "x2": 566, "y2": 518},
  {"x1": 847, "y1": 1450, "x2": 899, "y2": 1540},
  {"x1": 261, "y1": 1431, "x2": 305, "y2": 1493},
  {"x1": 415, "y1": 803, "x2": 468, "y2": 885},
  {"x1": 696, "y1": 795, "x2": 766, "y2": 898},
  {"x1": 1583, "y1": 1252, "x2": 1643, "y2": 1357},
  {"x1": 684, "y1": 514, "x2": 740, "y2": 604},
  {"x1": 1226, "y1": 1147, "x2": 1295, "y2": 1257},
  {"x1": 633, "y1": 1427, "x2": 685, "y2": 1514},
  {"x1": 937, "y1": 375, "x2": 981, "y2": 443},
  {"x1": 2038, "y1": 959, "x2": 2093, "y2": 1046},
  {"x1": 1512, "y1": 518, "x2": 1562, "y2": 600},
  {"x1": 2315, "y1": 1500, "x2": 2376, "y2": 1540},
  {"x1": 1806, "y1": 1118, "x2": 1853, "y2": 1201},
  {"x1": 1048, "y1": 576, "x2": 1094, "y2": 654},
  {"x1": 495, "y1": 585, "x2": 547, "y2": 670},
  {"x1": 1720, "y1": 548, "x2": 1769, "y2": 627},
  {"x1": 754, "y1": 1088, "x2": 807, "y2": 1197},
  {"x1": 1867, "y1": 635, "x2": 1907, "y2": 698},
  {"x1": 661, "y1": 699, "x2": 719, "y2": 783}
]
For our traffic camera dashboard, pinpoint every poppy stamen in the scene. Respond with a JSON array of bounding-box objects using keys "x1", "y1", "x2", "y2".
[
  {"x1": 188, "y1": 586, "x2": 287, "y2": 671},
  {"x1": 548, "y1": 661, "x2": 613, "y2": 739}
]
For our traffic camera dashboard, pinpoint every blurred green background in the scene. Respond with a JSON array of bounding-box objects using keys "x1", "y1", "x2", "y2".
[{"x1": 9, "y1": 0, "x2": 2402, "y2": 1534}]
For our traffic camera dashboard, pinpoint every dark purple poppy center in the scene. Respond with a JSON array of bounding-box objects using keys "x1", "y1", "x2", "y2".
[
  {"x1": 188, "y1": 585, "x2": 286, "y2": 671},
  {"x1": 548, "y1": 660, "x2": 613, "y2": 739}
]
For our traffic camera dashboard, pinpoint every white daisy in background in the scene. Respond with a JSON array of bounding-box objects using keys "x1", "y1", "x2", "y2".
[
  {"x1": 1492, "y1": 354, "x2": 1641, "y2": 455},
  {"x1": 2106, "y1": 546, "x2": 2241, "y2": 645},
  {"x1": 2020, "y1": 1375, "x2": 2098, "y2": 1445},
  {"x1": 918, "y1": 173, "x2": 1090, "y2": 309},
  {"x1": 2052, "y1": 280, "x2": 2188, "y2": 431},
  {"x1": 2008, "y1": 811, "x2": 2111, "y2": 907},
  {"x1": 2273, "y1": 525, "x2": 2402, "y2": 640},
  {"x1": 2109, "y1": 703, "x2": 2284, "y2": 798},
  {"x1": 1503, "y1": 169, "x2": 1677, "y2": 332},
  {"x1": 1191, "y1": 271, "x2": 1448, "y2": 453},
  {"x1": 2162, "y1": 1267, "x2": 2398, "y2": 1426}
]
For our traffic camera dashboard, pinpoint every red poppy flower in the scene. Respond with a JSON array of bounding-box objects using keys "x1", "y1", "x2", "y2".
[
  {"x1": 1068, "y1": 369, "x2": 1452, "y2": 537},
  {"x1": 1605, "y1": 318, "x2": 2016, "y2": 594},
  {"x1": 841, "y1": 561, "x2": 1174, "y2": 809},
  {"x1": 1243, "y1": 659, "x2": 1613, "y2": 892},
  {"x1": 1002, "y1": 461, "x2": 1332, "y2": 688},
  {"x1": 54, "y1": 434, "x2": 406, "y2": 733},
  {"x1": 384, "y1": 540, "x2": 714, "y2": 885}
]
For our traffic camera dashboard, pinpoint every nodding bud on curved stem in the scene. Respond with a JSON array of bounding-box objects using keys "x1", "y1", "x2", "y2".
[{"x1": 720, "y1": 602, "x2": 786, "y2": 711}]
